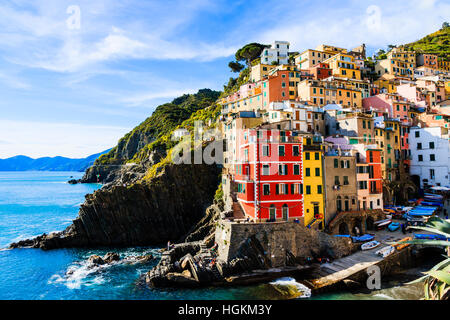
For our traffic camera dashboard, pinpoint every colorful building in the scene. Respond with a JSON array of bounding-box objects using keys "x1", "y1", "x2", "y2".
[
  {"x1": 302, "y1": 136, "x2": 325, "y2": 228},
  {"x1": 323, "y1": 53, "x2": 361, "y2": 80},
  {"x1": 235, "y1": 126, "x2": 304, "y2": 221}
]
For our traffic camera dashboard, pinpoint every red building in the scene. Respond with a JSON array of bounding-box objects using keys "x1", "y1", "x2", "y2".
[
  {"x1": 309, "y1": 63, "x2": 332, "y2": 80},
  {"x1": 262, "y1": 70, "x2": 290, "y2": 108},
  {"x1": 234, "y1": 128, "x2": 304, "y2": 221},
  {"x1": 400, "y1": 123, "x2": 411, "y2": 172},
  {"x1": 366, "y1": 148, "x2": 383, "y2": 209}
]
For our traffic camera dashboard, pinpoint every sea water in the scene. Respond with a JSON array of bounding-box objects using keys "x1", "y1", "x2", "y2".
[{"x1": 0, "y1": 171, "x2": 423, "y2": 300}]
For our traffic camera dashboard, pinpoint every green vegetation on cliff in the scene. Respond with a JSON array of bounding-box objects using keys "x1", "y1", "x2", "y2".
[
  {"x1": 135, "y1": 102, "x2": 222, "y2": 168},
  {"x1": 403, "y1": 25, "x2": 450, "y2": 60},
  {"x1": 95, "y1": 89, "x2": 220, "y2": 166}
]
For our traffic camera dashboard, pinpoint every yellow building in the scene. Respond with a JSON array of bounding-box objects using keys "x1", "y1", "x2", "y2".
[
  {"x1": 375, "y1": 47, "x2": 415, "y2": 79},
  {"x1": 294, "y1": 49, "x2": 335, "y2": 69},
  {"x1": 374, "y1": 78, "x2": 397, "y2": 94},
  {"x1": 250, "y1": 63, "x2": 277, "y2": 82},
  {"x1": 315, "y1": 44, "x2": 348, "y2": 55},
  {"x1": 302, "y1": 136, "x2": 325, "y2": 229},
  {"x1": 445, "y1": 81, "x2": 450, "y2": 97},
  {"x1": 323, "y1": 53, "x2": 361, "y2": 80},
  {"x1": 438, "y1": 59, "x2": 450, "y2": 72}
]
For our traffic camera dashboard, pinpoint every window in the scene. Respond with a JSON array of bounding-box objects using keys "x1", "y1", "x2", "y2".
[
  {"x1": 417, "y1": 143, "x2": 422, "y2": 150},
  {"x1": 415, "y1": 131, "x2": 420, "y2": 138},
  {"x1": 291, "y1": 183, "x2": 303, "y2": 194},
  {"x1": 343, "y1": 176, "x2": 349, "y2": 185},
  {"x1": 262, "y1": 145, "x2": 270, "y2": 157},
  {"x1": 306, "y1": 185, "x2": 311, "y2": 194},
  {"x1": 294, "y1": 164, "x2": 300, "y2": 175},
  {"x1": 279, "y1": 164, "x2": 288, "y2": 175},
  {"x1": 418, "y1": 155, "x2": 423, "y2": 162},
  {"x1": 430, "y1": 154, "x2": 435, "y2": 161},
  {"x1": 334, "y1": 159, "x2": 338, "y2": 168},
  {"x1": 278, "y1": 145, "x2": 285, "y2": 156},
  {"x1": 305, "y1": 168, "x2": 310, "y2": 176},
  {"x1": 293, "y1": 145, "x2": 300, "y2": 156},
  {"x1": 335, "y1": 176, "x2": 340, "y2": 185},
  {"x1": 305, "y1": 152, "x2": 310, "y2": 160},
  {"x1": 430, "y1": 169, "x2": 435, "y2": 180},
  {"x1": 317, "y1": 185, "x2": 322, "y2": 194},
  {"x1": 263, "y1": 184, "x2": 270, "y2": 195},
  {"x1": 429, "y1": 142, "x2": 435, "y2": 149},
  {"x1": 262, "y1": 164, "x2": 270, "y2": 175},
  {"x1": 315, "y1": 168, "x2": 320, "y2": 176},
  {"x1": 315, "y1": 152, "x2": 320, "y2": 160},
  {"x1": 277, "y1": 183, "x2": 288, "y2": 195}
]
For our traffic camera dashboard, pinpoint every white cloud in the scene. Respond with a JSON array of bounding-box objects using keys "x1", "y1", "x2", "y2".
[
  {"x1": 0, "y1": 0, "x2": 236, "y2": 73},
  {"x1": 257, "y1": 0, "x2": 450, "y2": 52},
  {"x1": 0, "y1": 72, "x2": 30, "y2": 89},
  {"x1": 121, "y1": 88, "x2": 200, "y2": 107}
]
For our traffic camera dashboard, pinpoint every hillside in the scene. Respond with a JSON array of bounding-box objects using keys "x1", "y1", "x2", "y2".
[
  {"x1": 82, "y1": 89, "x2": 220, "y2": 183},
  {"x1": 95, "y1": 89, "x2": 220, "y2": 166},
  {"x1": 403, "y1": 25, "x2": 450, "y2": 60},
  {"x1": 0, "y1": 150, "x2": 110, "y2": 172}
]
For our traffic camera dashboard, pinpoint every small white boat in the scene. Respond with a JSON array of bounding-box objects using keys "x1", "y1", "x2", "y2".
[
  {"x1": 374, "y1": 218, "x2": 391, "y2": 226},
  {"x1": 375, "y1": 246, "x2": 395, "y2": 258},
  {"x1": 361, "y1": 240, "x2": 380, "y2": 250}
]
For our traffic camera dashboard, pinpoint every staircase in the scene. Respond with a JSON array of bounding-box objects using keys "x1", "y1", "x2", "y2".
[{"x1": 232, "y1": 200, "x2": 245, "y2": 219}]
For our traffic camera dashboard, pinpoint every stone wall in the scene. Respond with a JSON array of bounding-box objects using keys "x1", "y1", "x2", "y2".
[
  {"x1": 215, "y1": 220, "x2": 355, "y2": 267},
  {"x1": 326, "y1": 209, "x2": 385, "y2": 235}
]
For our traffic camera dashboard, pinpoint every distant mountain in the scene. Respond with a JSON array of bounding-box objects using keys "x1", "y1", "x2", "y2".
[{"x1": 0, "y1": 149, "x2": 111, "y2": 172}]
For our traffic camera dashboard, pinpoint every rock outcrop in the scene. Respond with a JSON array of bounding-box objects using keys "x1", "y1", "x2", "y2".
[
  {"x1": 10, "y1": 163, "x2": 221, "y2": 250},
  {"x1": 145, "y1": 235, "x2": 271, "y2": 288}
]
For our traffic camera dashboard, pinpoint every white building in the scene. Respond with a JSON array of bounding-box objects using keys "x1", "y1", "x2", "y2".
[
  {"x1": 260, "y1": 41, "x2": 290, "y2": 65},
  {"x1": 266, "y1": 101, "x2": 308, "y2": 131},
  {"x1": 410, "y1": 126, "x2": 450, "y2": 188}
]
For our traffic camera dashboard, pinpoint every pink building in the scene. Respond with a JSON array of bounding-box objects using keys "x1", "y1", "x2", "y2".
[{"x1": 362, "y1": 94, "x2": 393, "y2": 117}]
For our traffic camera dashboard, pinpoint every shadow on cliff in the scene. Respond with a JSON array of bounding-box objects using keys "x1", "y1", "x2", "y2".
[{"x1": 10, "y1": 163, "x2": 221, "y2": 250}]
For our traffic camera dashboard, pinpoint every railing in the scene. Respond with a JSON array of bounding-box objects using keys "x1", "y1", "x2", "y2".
[
  {"x1": 303, "y1": 144, "x2": 321, "y2": 151},
  {"x1": 253, "y1": 136, "x2": 302, "y2": 143}
]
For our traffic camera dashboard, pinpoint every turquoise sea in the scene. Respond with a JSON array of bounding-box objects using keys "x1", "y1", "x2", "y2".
[{"x1": 0, "y1": 171, "x2": 424, "y2": 300}]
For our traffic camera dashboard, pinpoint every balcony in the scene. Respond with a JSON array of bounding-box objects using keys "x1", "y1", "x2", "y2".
[
  {"x1": 370, "y1": 188, "x2": 382, "y2": 194},
  {"x1": 254, "y1": 136, "x2": 302, "y2": 143},
  {"x1": 303, "y1": 144, "x2": 321, "y2": 151}
]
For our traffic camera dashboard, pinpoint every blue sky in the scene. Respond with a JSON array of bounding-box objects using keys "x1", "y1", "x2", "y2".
[{"x1": 0, "y1": 0, "x2": 448, "y2": 158}]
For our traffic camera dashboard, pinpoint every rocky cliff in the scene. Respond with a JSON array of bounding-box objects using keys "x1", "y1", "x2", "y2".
[
  {"x1": 10, "y1": 163, "x2": 221, "y2": 249},
  {"x1": 81, "y1": 89, "x2": 220, "y2": 183}
]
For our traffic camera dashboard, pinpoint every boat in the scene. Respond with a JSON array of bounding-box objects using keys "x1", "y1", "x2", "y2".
[
  {"x1": 393, "y1": 237, "x2": 412, "y2": 250},
  {"x1": 351, "y1": 234, "x2": 375, "y2": 242},
  {"x1": 374, "y1": 219, "x2": 392, "y2": 230},
  {"x1": 414, "y1": 234, "x2": 449, "y2": 241},
  {"x1": 361, "y1": 240, "x2": 380, "y2": 250},
  {"x1": 375, "y1": 246, "x2": 395, "y2": 258},
  {"x1": 388, "y1": 222, "x2": 400, "y2": 232}
]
